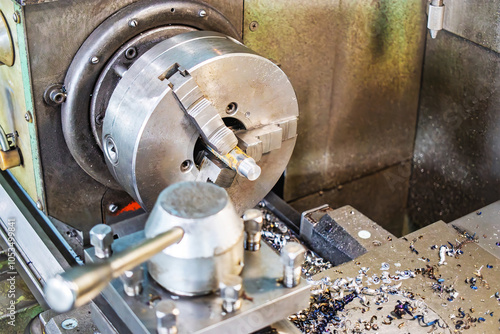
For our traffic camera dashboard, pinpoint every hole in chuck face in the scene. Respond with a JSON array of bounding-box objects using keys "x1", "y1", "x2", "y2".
[
  {"x1": 53, "y1": 92, "x2": 65, "y2": 103},
  {"x1": 222, "y1": 117, "x2": 245, "y2": 131},
  {"x1": 226, "y1": 102, "x2": 238, "y2": 115},
  {"x1": 104, "y1": 136, "x2": 119, "y2": 165},
  {"x1": 124, "y1": 47, "x2": 137, "y2": 60},
  {"x1": 180, "y1": 159, "x2": 193, "y2": 173}
]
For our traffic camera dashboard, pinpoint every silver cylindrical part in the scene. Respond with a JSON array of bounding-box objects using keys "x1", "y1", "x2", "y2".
[
  {"x1": 281, "y1": 242, "x2": 306, "y2": 288},
  {"x1": 243, "y1": 209, "x2": 263, "y2": 251},
  {"x1": 145, "y1": 182, "x2": 244, "y2": 296}
]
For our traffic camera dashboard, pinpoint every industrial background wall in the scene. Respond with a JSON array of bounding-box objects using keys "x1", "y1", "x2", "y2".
[
  {"x1": 243, "y1": 0, "x2": 427, "y2": 236},
  {"x1": 409, "y1": 0, "x2": 500, "y2": 229}
]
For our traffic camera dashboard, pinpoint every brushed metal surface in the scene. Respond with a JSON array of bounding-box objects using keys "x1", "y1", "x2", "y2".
[
  {"x1": 409, "y1": 30, "x2": 500, "y2": 228},
  {"x1": 442, "y1": 0, "x2": 500, "y2": 53},
  {"x1": 319, "y1": 221, "x2": 500, "y2": 333},
  {"x1": 290, "y1": 162, "x2": 411, "y2": 236},
  {"x1": 451, "y1": 201, "x2": 500, "y2": 259},
  {"x1": 21, "y1": 0, "x2": 243, "y2": 230},
  {"x1": 243, "y1": 0, "x2": 427, "y2": 203}
]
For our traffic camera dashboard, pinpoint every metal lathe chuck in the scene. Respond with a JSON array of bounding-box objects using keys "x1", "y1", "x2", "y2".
[
  {"x1": 101, "y1": 31, "x2": 298, "y2": 213},
  {"x1": 63, "y1": 28, "x2": 299, "y2": 216}
]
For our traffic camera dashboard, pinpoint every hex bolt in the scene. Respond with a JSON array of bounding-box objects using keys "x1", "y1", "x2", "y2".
[
  {"x1": 219, "y1": 274, "x2": 243, "y2": 313},
  {"x1": 156, "y1": 300, "x2": 179, "y2": 334},
  {"x1": 90, "y1": 224, "x2": 114, "y2": 259},
  {"x1": 198, "y1": 9, "x2": 207, "y2": 17},
  {"x1": 242, "y1": 209, "x2": 263, "y2": 251},
  {"x1": 280, "y1": 242, "x2": 306, "y2": 288},
  {"x1": 120, "y1": 266, "x2": 144, "y2": 297}
]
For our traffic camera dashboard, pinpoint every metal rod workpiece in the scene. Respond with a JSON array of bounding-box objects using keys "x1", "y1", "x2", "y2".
[
  {"x1": 44, "y1": 227, "x2": 184, "y2": 313},
  {"x1": 205, "y1": 145, "x2": 262, "y2": 181}
]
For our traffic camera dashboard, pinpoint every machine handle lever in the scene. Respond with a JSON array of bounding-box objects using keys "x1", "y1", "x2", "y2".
[{"x1": 44, "y1": 227, "x2": 184, "y2": 313}]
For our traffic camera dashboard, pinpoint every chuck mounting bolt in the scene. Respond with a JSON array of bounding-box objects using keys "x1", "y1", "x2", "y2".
[
  {"x1": 243, "y1": 209, "x2": 263, "y2": 251},
  {"x1": 280, "y1": 242, "x2": 306, "y2": 288},
  {"x1": 156, "y1": 300, "x2": 179, "y2": 334},
  {"x1": 219, "y1": 275, "x2": 243, "y2": 313},
  {"x1": 120, "y1": 266, "x2": 144, "y2": 297},
  {"x1": 90, "y1": 224, "x2": 114, "y2": 259}
]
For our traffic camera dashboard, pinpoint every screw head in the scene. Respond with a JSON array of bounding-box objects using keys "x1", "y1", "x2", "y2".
[
  {"x1": 280, "y1": 242, "x2": 306, "y2": 267},
  {"x1": 12, "y1": 12, "x2": 20, "y2": 24},
  {"x1": 61, "y1": 318, "x2": 78, "y2": 329},
  {"x1": 198, "y1": 9, "x2": 207, "y2": 17},
  {"x1": 90, "y1": 56, "x2": 99, "y2": 64},
  {"x1": 249, "y1": 21, "x2": 259, "y2": 32},
  {"x1": 128, "y1": 19, "x2": 138, "y2": 27},
  {"x1": 24, "y1": 111, "x2": 32, "y2": 123},
  {"x1": 36, "y1": 200, "x2": 43, "y2": 211},
  {"x1": 108, "y1": 203, "x2": 119, "y2": 213},
  {"x1": 219, "y1": 275, "x2": 243, "y2": 301}
]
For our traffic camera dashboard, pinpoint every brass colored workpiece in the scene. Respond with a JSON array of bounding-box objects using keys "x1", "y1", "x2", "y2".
[{"x1": 0, "y1": 149, "x2": 21, "y2": 170}]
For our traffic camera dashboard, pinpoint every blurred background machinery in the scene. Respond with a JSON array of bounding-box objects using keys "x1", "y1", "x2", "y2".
[{"x1": 0, "y1": 0, "x2": 498, "y2": 332}]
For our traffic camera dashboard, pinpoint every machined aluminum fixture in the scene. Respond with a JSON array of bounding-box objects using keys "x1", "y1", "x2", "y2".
[
  {"x1": 145, "y1": 182, "x2": 244, "y2": 296},
  {"x1": 90, "y1": 224, "x2": 114, "y2": 259},
  {"x1": 281, "y1": 242, "x2": 306, "y2": 288},
  {"x1": 243, "y1": 209, "x2": 263, "y2": 251},
  {"x1": 219, "y1": 274, "x2": 243, "y2": 313},
  {"x1": 156, "y1": 300, "x2": 179, "y2": 334},
  {"x1": 120, "y1": 266, "x2": 144, "y2": 297}
]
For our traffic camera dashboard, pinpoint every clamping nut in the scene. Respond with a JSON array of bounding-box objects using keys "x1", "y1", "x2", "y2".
[
  {"x1": 219, "y1": 274, "x2": 243, "y2": 313},
  {"x1": 120, "y1": 266, "x2": 144, "y2": 297},
  {"x1": 156, "y1": 300, "x2": 179, "y2": 334},
  {"x1": 89, "y1": 224, "x2": 114, "y2": 259},
  {"x1": 243, "y1": 209, "x2": 263, "y2": 251},
  {"x1": 280, "y1": 242, "x2": 306, "y2": 288}
]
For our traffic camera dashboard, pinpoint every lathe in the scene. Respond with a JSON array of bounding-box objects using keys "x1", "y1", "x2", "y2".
[{"x1": 0, "y1": 0, "x2": 499, "y2": 333}]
